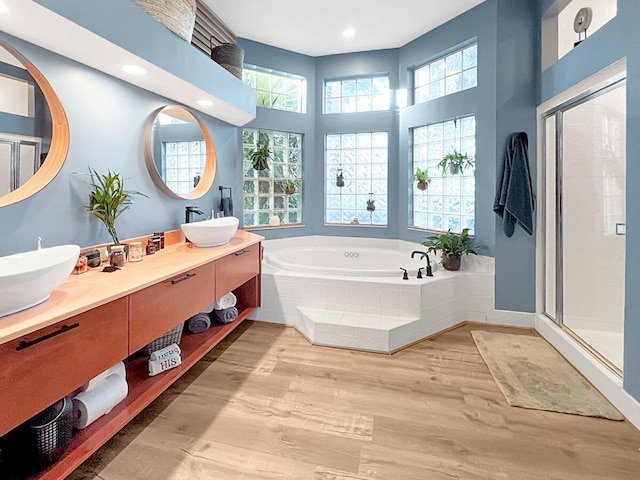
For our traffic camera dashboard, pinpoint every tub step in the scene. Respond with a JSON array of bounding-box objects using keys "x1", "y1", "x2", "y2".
[{"x1": 296, "y1": 307, "x2": 421, "y2": 353}]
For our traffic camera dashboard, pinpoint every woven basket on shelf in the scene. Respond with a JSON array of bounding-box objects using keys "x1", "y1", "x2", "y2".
[
  {"x1": 132, "y1": 0, "x2": 197, "y2": 42},
  {"x1": 143, "y1": 322, "x2": 184, "y2": 356}
]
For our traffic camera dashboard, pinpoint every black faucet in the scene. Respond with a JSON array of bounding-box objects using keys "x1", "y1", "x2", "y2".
[
  {"x1": 185, "y1": 206, "x2": 205, "y2": 224},
  {"x1": 411, "y1": 250, "x2": 434, "y2": 277}
]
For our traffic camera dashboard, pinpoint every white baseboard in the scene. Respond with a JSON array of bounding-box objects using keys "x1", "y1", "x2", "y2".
[
  {"x1": 535, "y1": 314, "x2": 640, "y2": 430},
  {"x1": 486, "y1": 309, "x2": 536, "y2": 328}
]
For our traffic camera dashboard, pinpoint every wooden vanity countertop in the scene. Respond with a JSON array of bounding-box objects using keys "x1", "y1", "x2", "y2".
[{"x1": 0, "y1": 230, "x2": 263, "y2": 345}]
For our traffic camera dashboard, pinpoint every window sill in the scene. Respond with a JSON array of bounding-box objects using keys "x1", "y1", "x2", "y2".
[
  {"x1": 325, "y1": 223, "x2": 388, "y2": 228},
  {"x1": 407, "y1": 226, "x2": 475, "y2": 237},
  {"x1": 244, "y1": 223, "x2": 305, "y2": 231}
]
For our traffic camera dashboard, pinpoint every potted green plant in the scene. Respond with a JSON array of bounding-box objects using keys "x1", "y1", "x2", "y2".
[
  {"x1": 282, "y1": 177, "x2": 300, "y2": 195},
  {"x1": 366, "y1": 198, "x2": 376, "y2": 212},
  {"x1": 336, "y1": 169, "x2": 345, "y2": 188},
  {"x1": 421, "y1": 228, "x2": 476, "y2": 271},
  {"x1": 412, "y1": 167, "x2": 431, "y2": 191},
  {"x1": 438, "y1": 149, "x2": 473, "y2": 176},
  {"x1": 249, "y1": 140, "x2": 271, "y2": 172},
  {"x1": 86, "y1": 168, "x2": 147, "y2": 246}
]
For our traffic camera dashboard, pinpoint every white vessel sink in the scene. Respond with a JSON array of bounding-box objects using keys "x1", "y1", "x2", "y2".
[
  {"x1": 181, "y1": 217, "x2": 239, "y2": 248},
  {"x1": 0, "y1": 245, "x2": 80, "y2": 318}
]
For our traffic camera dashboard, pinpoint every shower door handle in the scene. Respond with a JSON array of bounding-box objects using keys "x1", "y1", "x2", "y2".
[{"x1": 616, "y1": 223, "x2": 626, "y2": 236}]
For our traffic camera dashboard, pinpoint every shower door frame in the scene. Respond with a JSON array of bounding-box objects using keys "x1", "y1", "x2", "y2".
[{"x1": 542, "y1": 75, "x2": 626, "y2": 375}]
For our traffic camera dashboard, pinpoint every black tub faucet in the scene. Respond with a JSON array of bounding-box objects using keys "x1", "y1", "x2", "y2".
[
  {"x1": 411, "y1": 250, "x2": 433, "y2": 277},
  {"x1": 185, "y1": 206, "x2": 205, "y2": 224}
]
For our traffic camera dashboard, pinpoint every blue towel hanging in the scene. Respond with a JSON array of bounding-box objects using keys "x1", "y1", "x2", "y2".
[{"x1": 493, "y1": 132, "x2": 535, "y2": 237}]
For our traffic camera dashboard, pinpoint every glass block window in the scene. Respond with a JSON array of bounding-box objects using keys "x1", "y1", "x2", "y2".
[
  {"x1": 412, "y1": 116, "x2": 475, "y2": 234},
  {"x1": 163, "y1": 141, "x2": 206, "y2": 196},
  {"x1": 243, "y1": 129, "x2": 302, "y2": 227},
  {"x1": 324, "y1": 76, "x2": 390, "y2": 114},
  {"x1": 414, "y1": 43, "x2": 477, "y2": 104},
  {"x1": 243, "y1": 64, "x2": 307, "y2": 113},
  {"x1": 325, "y1": 132, "x2": 388, "y2": 226}
]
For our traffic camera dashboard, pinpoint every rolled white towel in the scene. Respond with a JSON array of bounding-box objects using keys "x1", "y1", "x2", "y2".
[
  {"x1": 200, "y1": 302, "x2": 216, "y2": 314},
  {"x1": 81, "y1": 361, "x2": 126, "y2": 392},
  {"x1": 149, "y1": 351, "x2": 182, "y2": 376},
  {"x1": 149, "y1": 343, "x2": 181, "y2": 361},
  {"x1": 213, "y1": 291, "x2": 237, "y2": 310},
  {"x1": 73, "y1": 374, "x2": 128, "y2": 429}
]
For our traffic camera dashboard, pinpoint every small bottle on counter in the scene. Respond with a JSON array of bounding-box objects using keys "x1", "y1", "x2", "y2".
[
  {"x1": 109, "y1": 245, "x2": 126, "y2": 268},
  {"x1": 85, "y1": 250, "x2": 101, "y2": 268},
  {"x1": 146, "y1": 238, "x2": 156, "y2": 255},
  {"x1": 73, "y1": 255, "x2": 88, "y2": 274},
  {"x1": 151, "y1": 236, "x2": 162, "y2": 252},
  {"x1": 129, "y1": 241, "x2": 143, "y2": 262},
  {"x1": 153, "y1": 232, "x2": 165, "y2": 249}
]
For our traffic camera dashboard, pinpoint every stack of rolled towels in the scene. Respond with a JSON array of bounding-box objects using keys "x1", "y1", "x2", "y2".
[
  {"x1": 212, "y1": 292, "x2": 238, "y2": 325},
  {"x1": 185, "y1": 292, "x2": 239, "y2": 333},
  {"x1": 148, "y1": 343, "x2": 182, "y2": 376},
  {"x1": 72, "y1": 362, "x2": 128, "y2": 430}
]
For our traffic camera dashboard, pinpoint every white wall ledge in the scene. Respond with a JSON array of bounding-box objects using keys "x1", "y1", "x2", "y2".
[{"x1": 0, "y1": 0, "x2": 255, "y2": 126}]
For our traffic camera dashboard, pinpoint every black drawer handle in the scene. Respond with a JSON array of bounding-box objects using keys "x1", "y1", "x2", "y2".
[
  {"x1": 234, "y1": 249, "x2": 250, "y2": 256},
  {"x1": 16, "y1": 323, "x2": 80, "y2": 351},
  {"x1": 171, "y1": 273, "x2": 196, "y2": 285}
]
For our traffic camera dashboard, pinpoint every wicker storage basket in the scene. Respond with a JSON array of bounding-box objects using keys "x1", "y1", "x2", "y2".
[
  {"x1": 210, "y1": 41, "x2": 244, "y2": 79},
  {"x1": 133, "y1": 0, "x2": 196, "y2": 42},
  {"x1": 143, "y1": 322, "x2": 184, "y2": 355}
]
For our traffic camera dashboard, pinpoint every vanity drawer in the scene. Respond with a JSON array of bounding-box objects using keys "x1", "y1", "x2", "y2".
[
  {"x1": 216, "y1": 243, "x2": 260, "y2": 296},
  {"x1": 129, "y1": 262, "x2": 215, "y2": 353},
  {"x1": 0, "y1": 298, "x2": 129, "y2": 436}
]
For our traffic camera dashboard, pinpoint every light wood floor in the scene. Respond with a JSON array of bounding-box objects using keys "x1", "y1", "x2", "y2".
[{"x1": 70, "y1": 322, "x2": 640, "y2": 480}]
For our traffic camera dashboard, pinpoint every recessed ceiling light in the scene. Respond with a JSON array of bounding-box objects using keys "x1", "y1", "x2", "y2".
[
  {"x1": 343, "y1": 28, "x2": 355, "y2": 39},
  {"x1": 121, "y1": 65, "x2": 146, "y2": 75},
  {"x1": 197, "y1": 99, "x2": 213, "y2": 107}
]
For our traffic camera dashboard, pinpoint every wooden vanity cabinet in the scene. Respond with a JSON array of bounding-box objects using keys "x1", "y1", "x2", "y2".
[
  {"x1": 0, "y1": 236, "x2": 262, "y2": 480},
  {"x1": 0, "y1": 298, "x2": 129, "y2": 437},
  {"x1": 216, "y1": 243, "x2": 260, "y2": 295},
  {"x1": 129, "y1": 262, "x2": 215, "y2": 353}
]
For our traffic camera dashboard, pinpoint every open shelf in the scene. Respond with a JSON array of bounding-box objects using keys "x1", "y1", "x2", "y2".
[{"x1": 31, "y1": 304, "x2": 256, "y2": 480}]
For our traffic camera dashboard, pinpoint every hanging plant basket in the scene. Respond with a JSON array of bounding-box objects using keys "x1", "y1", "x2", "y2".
[
  {"x1": 336, "y1": 170, "x2": 345, "y2": 188},
  {"x1": 417, "y1": 180, "x2": 429, "y2": 191},
  {"x1": 249, "y1": 142, "x2": 271, "y2": 172},
  {"x1": 285, "y1": 186, "x2": 296, "y2": 195},
  {"x1": 449, "y1": 164, "x2": 460, "y2": 175},
  {"x1": 366, "y1": 200, "x2": 376, "y2": 213}
]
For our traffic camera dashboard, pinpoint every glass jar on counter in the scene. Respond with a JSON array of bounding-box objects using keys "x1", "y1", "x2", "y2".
[
  {"x1": 129, "y1": 241, "x2": 143, "y2": 262},
  {"x1": 109, "y1": 245, "x2": 126, "y2": 268}
]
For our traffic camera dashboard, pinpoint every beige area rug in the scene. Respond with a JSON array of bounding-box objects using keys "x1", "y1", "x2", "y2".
[{"x1": 471, "y1": 331, "x2": 623, "y2": 420}]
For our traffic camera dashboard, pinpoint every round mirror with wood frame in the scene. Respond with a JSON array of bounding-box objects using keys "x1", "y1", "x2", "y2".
[
  {"x1": 0, "y1": 40, "x2": 69, "y2": 207},
  {"x1": 144, "y1": 105, "x2": 216, "y2": 199}
]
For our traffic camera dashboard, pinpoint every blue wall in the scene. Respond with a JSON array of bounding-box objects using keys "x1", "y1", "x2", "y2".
[
  {"x1": 535, "y1": 0, "x2": 640, "y2": 401},
  {"x1": 0, "y1": 32, "x2": 239, "y2": 256}
]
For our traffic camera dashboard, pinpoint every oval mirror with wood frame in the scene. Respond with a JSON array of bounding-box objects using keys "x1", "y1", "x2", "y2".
[
  {"x1": 144, "y1": 105, "x2": 216, "y2": 199},
  {"x1": 0, "y1": 40, "x2": 69, "y2": 207}
]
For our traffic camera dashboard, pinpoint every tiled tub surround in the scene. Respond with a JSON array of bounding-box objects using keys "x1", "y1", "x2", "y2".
[{"x1": 249, "y1": 236, "x2": 495, "y2": 352}]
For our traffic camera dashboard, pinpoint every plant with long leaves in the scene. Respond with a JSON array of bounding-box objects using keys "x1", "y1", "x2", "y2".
[
  {"x1": 422, "y1": 228, "x2": 476, "y2": 258},
  {"x1": 86, "y1": 168, "x2": 147, "y2": 245},
  {"x1": 249, "y1": 141, "x2": 271, "y2": 171}
]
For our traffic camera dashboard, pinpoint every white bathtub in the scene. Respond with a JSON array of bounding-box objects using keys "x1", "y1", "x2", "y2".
[
  {"x1": 264, "y1": 243, "x2": 429, "y2": 277},
  {"x1": 251, "y1": 236, "x2": 495, "y2": 353}
]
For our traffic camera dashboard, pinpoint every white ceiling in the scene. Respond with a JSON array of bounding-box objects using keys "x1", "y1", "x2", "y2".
[{"x1": 206, "y1": 0, "x2": 486, "y2": 57}]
